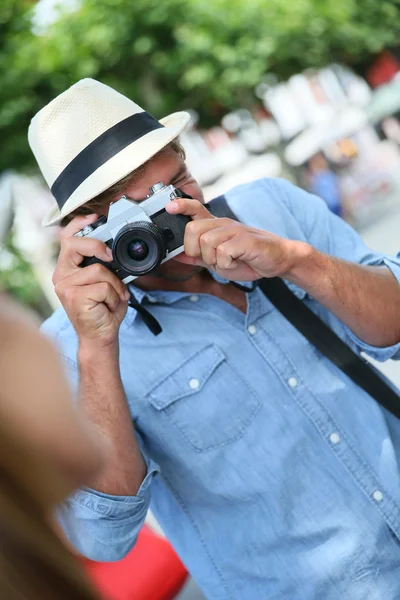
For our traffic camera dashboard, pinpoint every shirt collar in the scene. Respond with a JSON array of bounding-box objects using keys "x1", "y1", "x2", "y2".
[
  {"x1": 126, "y1": 271, "x2": 306, "y2": 326},
  {"x1": 128, "y1": 269, "x2": 252, "y2": 299},
  {"x1": 125, "y1": 269, "x2": 240, "y2": 327},
  {"x1": 126, "y1": 282, "x2": 191, "y2": 326}
]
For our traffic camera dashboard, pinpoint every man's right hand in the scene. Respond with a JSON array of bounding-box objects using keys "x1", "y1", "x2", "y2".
[{"x1": 53, "y1": 214, "x2": 130, "y2": 350}]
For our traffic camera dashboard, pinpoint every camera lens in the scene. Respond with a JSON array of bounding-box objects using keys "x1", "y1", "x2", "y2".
[
  {"x1": 127, "y1": 239, "x2": 149, "y2": 261},
  {"x1": 113, "y1": 222, "x2": 165, "y2": 276}
]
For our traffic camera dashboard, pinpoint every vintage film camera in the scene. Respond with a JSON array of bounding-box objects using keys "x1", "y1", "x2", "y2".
[{"x1": 75, "y1": 182, "x2": 191, "y2": 282}]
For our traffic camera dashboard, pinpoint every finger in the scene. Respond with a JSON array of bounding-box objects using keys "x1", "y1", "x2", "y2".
[
  {"x1": 184, "y1": 218, "x2": 237, "y2": 258},
  {"x1": 215, "y1": 243, "x2": 239, "y2": 270},
  {"x1": 198, "y1": 225, "x2": 241, "y2": 267},
  {"x1": 173, "y1": 253, "x2": 208, "y2": 268},
  {"x1": 82, "y1": 282, "x2": 122, "y2": 313},
  {"x1": 214, "y1": 235, "x2": 252, "y2": 270},
  {"x1": 199, "y1": 233, "x2": 217, "y2": 266},
  {"x1": 165, "y1": 197, "x2": 213, "y2": 221},
  {"x1": 55, "y1": 237, "x2": 113, "y2": 282},
  {"x1": 60, "y1": 213, "x2": 100, "y2": 239},
  {"x1": 55, "y1": 263, "x2": 130, "y2": 303}
]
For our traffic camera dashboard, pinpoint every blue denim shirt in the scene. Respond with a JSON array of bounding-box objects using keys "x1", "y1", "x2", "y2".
[{"x1": 43, "y1": 179, "x2": 400, "y2": 600}]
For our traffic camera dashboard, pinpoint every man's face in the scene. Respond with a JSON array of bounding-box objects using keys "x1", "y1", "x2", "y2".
[
  {"x1": 111, "y1": 145, "x2": 205, "y2": 283},
  {"x1": 115, "y1": 145, "x2": 204, "y2": 205}
]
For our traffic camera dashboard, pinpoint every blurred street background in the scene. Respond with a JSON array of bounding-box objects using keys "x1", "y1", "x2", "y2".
[{"x1": 0, "y1": 1, "x2": 399, "y2": 598}]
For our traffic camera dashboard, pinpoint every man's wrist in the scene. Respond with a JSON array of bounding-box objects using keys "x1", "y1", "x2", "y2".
[
  {"x1": 78, "y1": 338, "x2": 120, "y2": 368},
  {"x1": 78, "y1": 340, "x2": 123, "y2": 399},
  {"x1": 284, "y1": 242, "x2": 332, "y2": 295}
]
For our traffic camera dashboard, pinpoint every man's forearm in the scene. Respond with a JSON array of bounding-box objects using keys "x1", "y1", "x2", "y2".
[
  {"x1": 286, "y1": 243, "x2": 400, "y2": 347},
  {"x1": 78, "y1": 342, "x2": 147, "y2": 496}
]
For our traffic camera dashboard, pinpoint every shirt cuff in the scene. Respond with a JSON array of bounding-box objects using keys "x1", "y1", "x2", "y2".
[
  {"x1": 346, "y1": 330, "x2": 400, "y2": 362},
  {"x1": 71, "y1": 455, "x2": 159, "y2": 514},
  {"x1": 382, "y1": 255, "x2": 400, "y2": 286},
  {"x1": 346, "y1": 254, "x2": 400, "y2": 362},
  {"x1": 58, "y1": 457, "x2": 159, "y2": 561}
]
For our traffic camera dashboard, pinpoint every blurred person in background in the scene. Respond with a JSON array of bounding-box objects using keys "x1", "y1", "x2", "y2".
[
  {"x1": 0, "y1": 294, "x2": 105, "y2": 600},
  {"x1": 29, "y1": 79, "x2": 400, "y2": 600},
  {"x1": 306, "y1": 152, "x2": 343, "y2": 217}
]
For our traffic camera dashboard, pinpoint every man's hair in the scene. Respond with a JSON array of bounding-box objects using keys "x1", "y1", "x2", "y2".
[{"x1": 61, "y1": 138, "x2": 186, "y2": 226}]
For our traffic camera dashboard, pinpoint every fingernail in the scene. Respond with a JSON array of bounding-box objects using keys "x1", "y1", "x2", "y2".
[
  {"x1": 124, "y1": 289, "x2": 130, "y2": 300},
  {"x1": 106, "y1": 247, "x2": 113, "y2": 258}
]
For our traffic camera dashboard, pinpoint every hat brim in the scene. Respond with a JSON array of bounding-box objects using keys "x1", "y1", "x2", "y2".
[{"x1": 42, "y1": 111, "x2": 190, "y2": 226}]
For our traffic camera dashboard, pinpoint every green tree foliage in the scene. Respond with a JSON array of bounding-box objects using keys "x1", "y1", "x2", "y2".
[
  {"x1": 0, "y1": 234, "x2": 48, "y2": 314},
  {"x1": 1, "y1": 0, "x2": 399, "y2": 173}
]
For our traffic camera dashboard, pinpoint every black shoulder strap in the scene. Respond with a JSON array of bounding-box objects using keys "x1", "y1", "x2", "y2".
[{"x1": 208, "y1": 195, "x2": 400, "y2": 419}]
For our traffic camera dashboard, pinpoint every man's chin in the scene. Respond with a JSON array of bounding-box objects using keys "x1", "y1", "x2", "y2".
[
  {"x1": 156, "y1": 260, "x2": 204, "y2": 278},
  {"x1": 134, "y1": 260, "x2": 204, "y2": 284}
]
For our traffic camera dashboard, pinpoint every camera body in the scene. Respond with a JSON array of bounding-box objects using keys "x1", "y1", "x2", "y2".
[{"x1": 75, "y1": 182, "x2": 190, "y2": 283}]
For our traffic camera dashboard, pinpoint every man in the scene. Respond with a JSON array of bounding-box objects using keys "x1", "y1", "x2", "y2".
[
  {"x1": 29, "y1": 79, "x2": 400, "y2": 600},
  {"x1": 307, "y1": 152, "x2": 343, "y2": 217}
]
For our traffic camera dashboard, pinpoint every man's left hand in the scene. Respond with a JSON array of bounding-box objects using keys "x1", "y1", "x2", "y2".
[{"x1": 166, "y1": 197, "x2": 307, "y2": 282}]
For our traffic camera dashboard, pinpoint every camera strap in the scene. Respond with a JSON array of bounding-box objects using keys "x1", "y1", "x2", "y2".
[
  {"x1": 128, "y1": 292, "x2": 163, "y2": 336},
  {"x1": 208, "y1": 194, "x2": 400, "y2": 420}
]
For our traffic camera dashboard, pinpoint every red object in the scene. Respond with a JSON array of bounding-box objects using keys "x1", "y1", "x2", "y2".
[
  {"x1": 366, "y1": 50, "x2": 400, "y2": 88},
  {"x1": 81, "y1": 526, "x2": 188, "y2": 600}
]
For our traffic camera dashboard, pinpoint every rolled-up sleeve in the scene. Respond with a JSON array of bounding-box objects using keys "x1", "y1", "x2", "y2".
[
  {"x1": 58, "y1": 455, "x2": 159, "y2": 561},
  {"x1": 274, "y1": 178, "x2": 400, "y2": 362},
  {"x1": 345, "y1": 252, "x2": 400, "y2": 361}
]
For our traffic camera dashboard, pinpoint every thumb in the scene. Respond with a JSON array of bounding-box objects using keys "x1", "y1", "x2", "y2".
[{"x1": 166, "y1": 197, "x2": 213, "y2": 221}]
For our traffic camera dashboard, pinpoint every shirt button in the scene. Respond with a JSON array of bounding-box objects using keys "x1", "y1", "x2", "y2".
[
  {"x1": 288, "y1": 377, "x2": 298, "y2": 388},
  {"x1": 329, "y1": 432, "x2": 340, "y2": 445},
  {"x1": 189, "y1": 378, "x2": 200, "y2": 390},
  {"x1": 247, "y1": 324, "x2": 257, "y2": 335},
  {"x1": 189, "y1": 295, "x2": 200, "y2": 302},
  {"x1": 372, "y1": 490, "x2": 384, "y2": 503}
]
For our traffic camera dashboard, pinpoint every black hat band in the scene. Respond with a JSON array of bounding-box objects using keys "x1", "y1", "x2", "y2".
[{"x1": 51, "y1": 112, "x2": 164, "y2": 209}]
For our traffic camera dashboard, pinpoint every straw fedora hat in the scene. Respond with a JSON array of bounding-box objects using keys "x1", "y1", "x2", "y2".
[{"x1": 28, "y1": 78, "x2": 190, "y2": 226}]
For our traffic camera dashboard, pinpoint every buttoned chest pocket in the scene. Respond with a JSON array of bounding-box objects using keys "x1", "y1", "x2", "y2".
[{"x1": 146, "y1": 344, "x2": 261, "y2": 452}]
